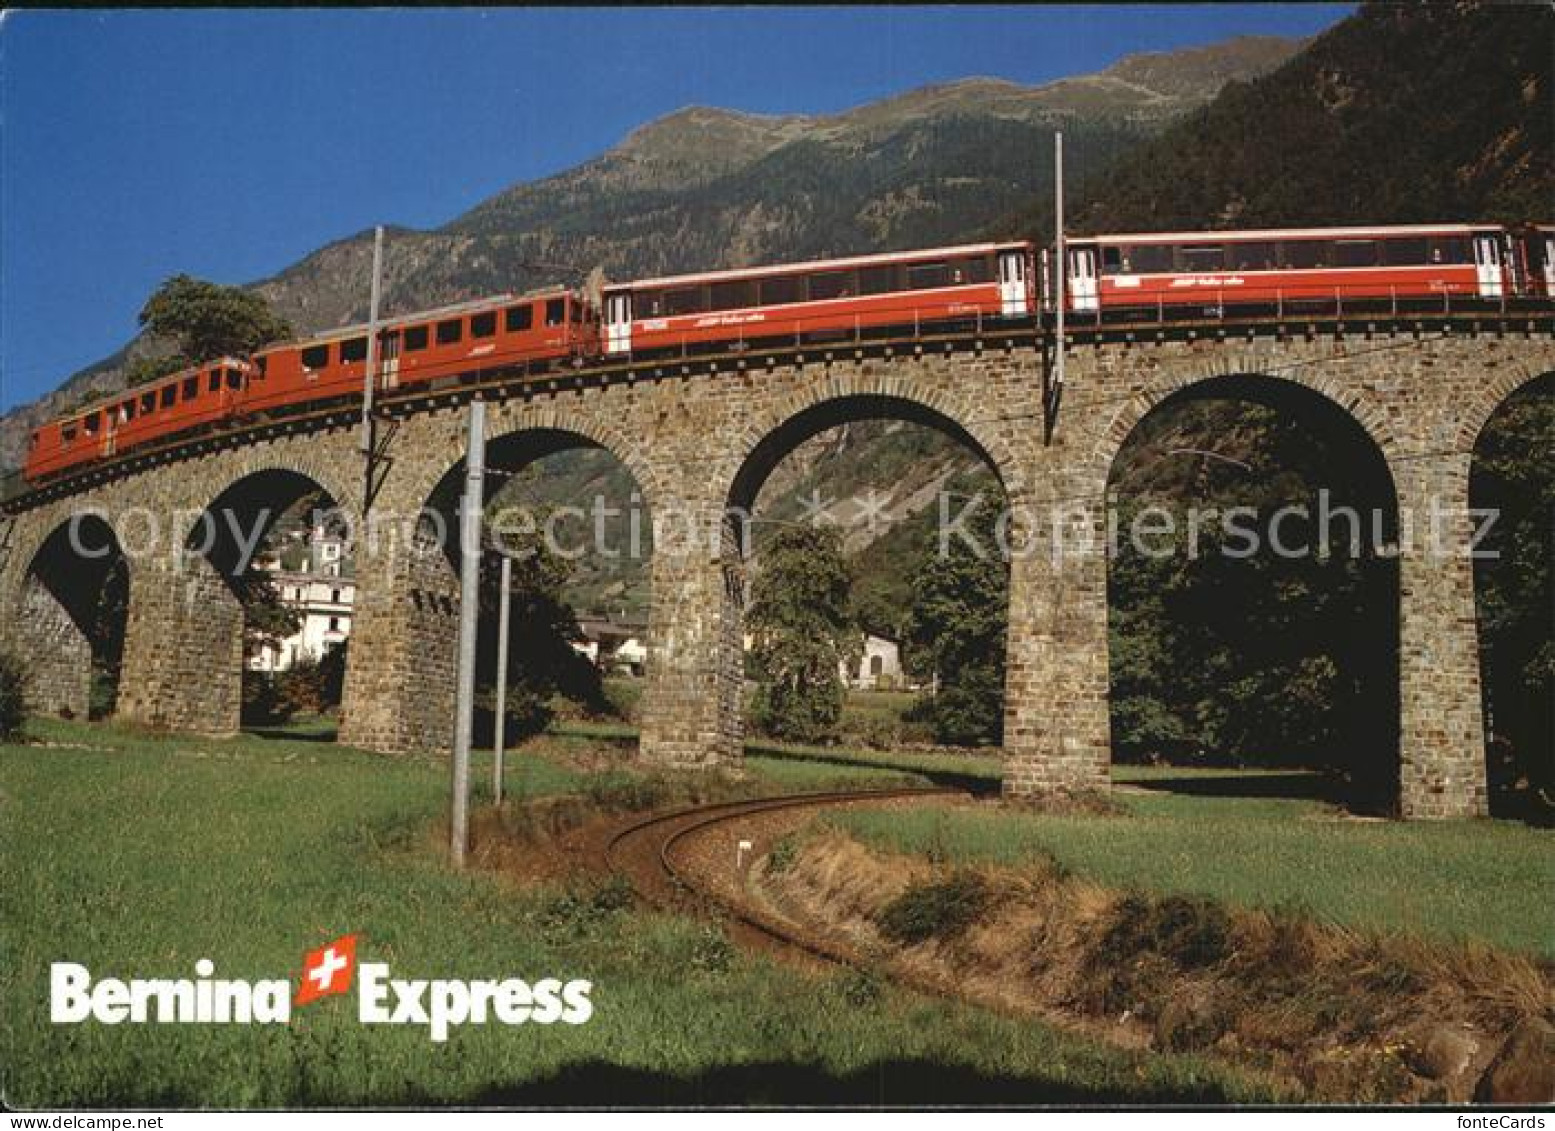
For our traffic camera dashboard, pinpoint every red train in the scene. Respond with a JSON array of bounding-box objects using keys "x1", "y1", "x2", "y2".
[
  {"x1": 23, "y1": 223, "x2": 1553, "y2": 486},
  {"x1": 1056, "y1": 224, "x2": 1538, "y2": 319},
  {"x1": 600, "y1": 241, "x2": 1036, "y2": 356}
]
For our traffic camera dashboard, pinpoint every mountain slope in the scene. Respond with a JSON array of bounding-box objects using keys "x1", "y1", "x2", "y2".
[
  {"x1": 1049, "y1": 3, "x2": 1552, "y2": 233},
  {"x1": 0, "y1": 33, "x2": 1302, "y2": 473}
]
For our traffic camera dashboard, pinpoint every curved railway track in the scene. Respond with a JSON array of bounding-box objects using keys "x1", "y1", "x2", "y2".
[{"x1": 603, "y1": 785, "x2": 963, "y2": 966}]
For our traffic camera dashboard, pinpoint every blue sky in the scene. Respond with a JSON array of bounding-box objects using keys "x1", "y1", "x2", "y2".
[{"x1": 0, "y1": 5, "x2": 1350, "y2": 410}]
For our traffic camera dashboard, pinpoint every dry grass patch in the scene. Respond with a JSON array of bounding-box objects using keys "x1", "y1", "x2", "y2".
[{"x1": 759, "y1": 826, "x2": 1554, "y2": 1104}]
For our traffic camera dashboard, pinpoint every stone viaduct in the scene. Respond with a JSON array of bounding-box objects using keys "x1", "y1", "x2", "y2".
[{"x1": 3, "y1": 320, "x2": 1551, "y2": 818}]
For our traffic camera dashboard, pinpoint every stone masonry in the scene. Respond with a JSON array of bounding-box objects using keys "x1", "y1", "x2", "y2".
[{"x1": 1, "y1": 327, "x2": 1549, "y2": 818}]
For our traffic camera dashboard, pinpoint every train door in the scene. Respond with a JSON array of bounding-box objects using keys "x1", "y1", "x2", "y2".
[
  {"x1": 997, "y1": 249, "x2": 1029, "y2": 316},
  {"x1": 379, "y1": 329, "x2": 401, "y2": 389},
  {"x1": 1472, "y1": 233, "x2": 1504, "y2": 299},
  {"x1": 605, "y1": 293, "x2": 632, "y2": 355},
  {"x1": 1539, "y1": 231, "x2": 1555, "y2": 297},
  {"x1": 1068, "y1": 247, "x2": 1099, "y2": 313}
]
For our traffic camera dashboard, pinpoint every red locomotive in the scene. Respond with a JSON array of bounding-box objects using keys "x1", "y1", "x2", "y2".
[{"x1": 22, "y1": 223, "x2": 1552, "y2": 487}]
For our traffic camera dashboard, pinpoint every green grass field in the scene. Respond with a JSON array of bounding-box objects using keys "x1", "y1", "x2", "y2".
[
  {"x1": 830, "y1": 789, "x2": 1555, "y2": 959},
  {"x1": 1, "y1": 718, "x2": 1271, "y2": 1107}
]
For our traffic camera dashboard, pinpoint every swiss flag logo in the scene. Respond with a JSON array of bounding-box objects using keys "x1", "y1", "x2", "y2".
[{"x1": 296, "y1": 934, "x2": 358, "y2": 1006}]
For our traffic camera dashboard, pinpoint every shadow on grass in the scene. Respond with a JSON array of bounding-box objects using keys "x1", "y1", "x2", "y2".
[
  {"x1": 1123, "y1": 769, "x2": 1344, "y2": 803},
  {"x1": 743, "y1": 742, "x2": 1001, "y2": 797},
  {"x1": 243, "y1": 723, "x2": 339, "y2": 744},
  {"x1": 382, "y1": 1056, "x2": 1247, "y2": 1107}
]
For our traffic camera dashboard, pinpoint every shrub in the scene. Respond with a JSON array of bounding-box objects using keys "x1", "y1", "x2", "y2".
[
  {"x1": 875, "y1": 870, "x2": 993, "y2": 945},
  {"x1": 688, "y1": 925, "x2": 734, "y2": 974},
  {"x1": 836, "y1": 967, "x2": 884, "y2": 1008},
  {"x1": 1101, "y1": 893, "x2": 1232, "y2": 970},
  {"x1": 0, "y1": 651, "x2": 26, "y2": 741},
  {"x1": 241, "y1": 670, "x2": 295, "y2": 727},
  {"x1": 766, "y1": 834, "x2": 800, "y2": 876}
]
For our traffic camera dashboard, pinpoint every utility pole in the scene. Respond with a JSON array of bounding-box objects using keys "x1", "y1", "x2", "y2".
[
  {"x1": 492, "y1": 551, "x2": 512, "y2": 806},
  {"x1": 449, "y1": 399, "x2": 487, "y2": 869},
  {"x1": 1053, "y1": 131, "x2": 1066, "y2": 404},
  {"x1": 360, "y1": 225, "x2": 385, "y2": 516}
]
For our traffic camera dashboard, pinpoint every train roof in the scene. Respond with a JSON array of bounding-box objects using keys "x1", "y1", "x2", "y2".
[
  {"x1": 48, "y1": 357, "x2": 252, "y2": 423},
  {"x1": 609, "y1": 241, "x2": 1033, "y2": 292},
  {"x1": 1072, "y1": 223, "x2": 1504, "y2": 245},
  {"x1": 263, "y1": 286, "x2": 578, "y2": 351}
]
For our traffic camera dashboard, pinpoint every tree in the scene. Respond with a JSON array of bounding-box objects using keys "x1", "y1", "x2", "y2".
[
  {"x1": 748, "y1": 524, "x2": 857, "y2": 744},
  {"x1": 903, "y1": 502, "x2": 1008, "y2": 746},
  {"x1": 137, "y1": 274, "x2": 292, "y2": 368}
]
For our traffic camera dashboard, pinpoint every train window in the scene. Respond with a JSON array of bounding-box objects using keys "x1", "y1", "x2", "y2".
[
  {"x1": 661, "y1": 289, "x2": 702, "y2": 317},
  {"x1": 1334, "y1": 240, "x2": 1379, "y2": 268},
  {"x1": 119, "y1": 401, "x2": 135, "y2": 422},
  {"x1": 436, "y1": 319, "x2": 463, "y2": 344},
  {"x1": 808, "y1": 271, "x2": 853, "y2": 301},
  {"x1": 183, "y1": 376, "x2": 199, "y2": 401},
  {"x1": 301, "y1": 345, "x2": 330, "y2": 370},
  {"x1": 61, "y1": 424, "x2": 78, "y2": 445},
  {"x1": 470, "y1": 312, "x2": 497, "y2": 338},
  {"x1": 504, "y1": 305, "x2": 533, "y2": 332},
  {"x1": 226, "y1": 367, "x2": 243, "y2": 391},
  {"x1": 404, "y1": 325, "x2": 429, "y2": 351},
  {"x1": 1229, "y1": 242, "x2": 1277, "y2": 270},
  {"x1": 1129, "y1": 245, "x2": 1173, "y2": 273},
  {"x1": 161, "y1": 386, "x2": 177, "y2": 409},
  {"x1": 1281, "y1": 240, "x2": 1324, "y2": 269},
  {"x1": 858, "y1": 264, "x2": 897, "y2": 295},
  {"x1": 1383, "y1": 238, "x2": 1430, "y2": 266},
  {"x1": 1101, "y1": 247, "x2": 1123, "y2": 275},
  {"x1": 339, "y1": 337, "x2": 368, "y2": 363},
  {"x1": 1179, "y1": 245, "x2": 1226, "y2": 272},
  {"x1": 541, "y1": 298, "x2": 564, "y2": 325},
  {"x1": 950, "y1": 257, "x2": 991, "y2": 284},
  {"x1": 140, "y1": 391, "x2": 156, "y2": 415},
  {"x1": 710, "y1": 280, "x2": 754, "y2": 311},
  {"x1": 906, "y1": 262, "x2": 950, "y2": 290},
  {"x1": 83, "y1": 412, "x2": 100, "y2": 436},
  {"x1": 571, "y1": 299, "x2": 585, "y2": 324},
  {"x1": 208, "y1": 370, "x2": 222, "y2": 393},
  {"x1": 1430, "y1": 237, "x2": 1472, "y2": 265},
  {"x1": 760, "y1": 276, "x2": 800, "y2": 306},
  {"x1": 255, "y1": 356, "x2": 268, "y2": 377}
]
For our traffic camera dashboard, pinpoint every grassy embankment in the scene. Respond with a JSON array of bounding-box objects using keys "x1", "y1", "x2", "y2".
[{"x1": 1, "y1": 716, "x2": 1268, "y2": 1107}]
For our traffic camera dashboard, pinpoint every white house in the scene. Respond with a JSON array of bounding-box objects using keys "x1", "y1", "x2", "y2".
[
  {"x1": 248, "y1": 574, "x2": 354, "y2": 672},
  {"x1": 842, "y1": 633, "x2": 904, "y2": 690},
  {"x1": 741, "y1": 630, "x2": 907, "y2": 690},
  {"x1": 248, "y1": 521, "x2": 354, "y2": 672}
]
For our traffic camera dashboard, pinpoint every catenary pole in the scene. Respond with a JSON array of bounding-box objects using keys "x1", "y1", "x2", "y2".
[
  {"x1": 360, "y1": 225, "x2": 385, "y2": 513},
  {"x1": 492, "y1": 552, "x2": 512, "y2": 806},
  {"x1": 1054, "y1": 132, "x2": 1066, "y2": 400},
  {"x1": 449, "y1": 399, "x2": 487, "y2": 868}
]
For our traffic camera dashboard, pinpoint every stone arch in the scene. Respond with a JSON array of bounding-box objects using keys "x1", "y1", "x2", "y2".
[
  {"x1": 114, "y1": 465, "x2": 347, "y2": 736},
  {"x1": 644, "y1": 384, "x2": 1021, "y2": 769},
  {"x1": 417, "y1": 420, "x2": 660, "y2": 573},
  {"x1": 715, "y1": 370, "x2": 1030, "y2": 513},
  {"x1": 1099, "y1": 369, "x2": 1404, "y2": 811},
  {"x1": 1467, "y1": 369, "x2": 1553, "y2": 819},
  {"x1": 1459, "y1": 364, "x2": 1555, "y2": 458},
  {"x1": 12, "y1": 513, "x2": 130, "y2": 720},
  {"x1": 340, "y1": 416, "x2": 658, "y2": 757},
  {"x1": 1081, "y1": 361, "x2": 1406, "y2": 500}
]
